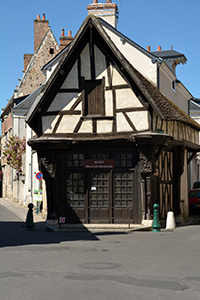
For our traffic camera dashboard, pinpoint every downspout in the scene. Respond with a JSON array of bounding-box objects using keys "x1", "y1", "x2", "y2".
[
  {"x1": 157, "y1": 61, "x2": 162, "y2": 91},
  {"x1": 188, "y1": 98, "x2": 192, "y2": 190},
  {"x1": 30, "y1": 129, "x2": 33, "y2": 203},
  {"x1": 11, "y1": 110, "x2": 14, "y2": 192}
]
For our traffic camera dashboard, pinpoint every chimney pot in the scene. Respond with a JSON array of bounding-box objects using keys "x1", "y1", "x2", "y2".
[
  {"x1": 37, "y1": 15, "x2": 41, "y2": 20},
  {"x1": 60, "y1": 29, "x2": 73, "y2": 51},
  {"x1": 157, "y1": 46, "x2": 162, "y2": 51},
  {"x1": 42, "y1": 13, "x2": 45, "y2": 20},
  {"x1": 147, "y1": 46, "x2": 151, "y2": 52},
  {"x1": 87, "y1": 0, "x2": 118, "y2": 28}
]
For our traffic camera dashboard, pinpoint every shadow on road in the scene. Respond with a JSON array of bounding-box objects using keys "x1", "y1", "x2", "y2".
[{"x1": 0, "y1": 221, "x2": 100, "y2": 248}]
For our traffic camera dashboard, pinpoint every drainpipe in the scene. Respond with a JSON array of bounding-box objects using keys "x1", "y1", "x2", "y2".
[
  {"x1": 188, "y1": 99, "x2": 192, "y2": 190},
  {"x1": 157, "y1": 61, "x2": 162, "y2": 91},
  {"x1": 30, "y1": 129, "x2": 33, "y2": 203}
]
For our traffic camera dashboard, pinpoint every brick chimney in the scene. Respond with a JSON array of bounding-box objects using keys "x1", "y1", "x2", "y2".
[
  {"x1": 34, "y1": 14, "x2": 49, "y2": 53},
  {"x1": 59, "y1": 29, "x2": 73, "y2": 51},
  {"x1": 87, "y1": 0, "x2": 118, "y2": 28}
]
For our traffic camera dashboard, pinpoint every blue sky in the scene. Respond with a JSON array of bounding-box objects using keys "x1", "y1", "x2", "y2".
[{"x1": 0, "y1": 0, "x2": 200, "y2": 112}]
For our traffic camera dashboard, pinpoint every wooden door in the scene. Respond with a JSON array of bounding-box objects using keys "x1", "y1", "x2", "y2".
[
  {"x1": 65, "y1": 171, "x2": 86, "y2": 223},
  {"x1": 89, "y1": 172, "x2": 110, "y2": 223},
  {"x1": 113, "y1": 172, "x2": 134, "y2": 223}
]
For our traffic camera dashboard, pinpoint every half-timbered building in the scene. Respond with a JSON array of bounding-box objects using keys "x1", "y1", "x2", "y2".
[{"x1": 26, "y1": 13, "x2": 200, "y2": 225}]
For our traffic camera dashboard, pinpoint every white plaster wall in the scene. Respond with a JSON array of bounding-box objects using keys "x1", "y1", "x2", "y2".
[
  {"x1": 25, "y1": 125, "x2": 32, "y2": 204},
  {"x1": 81, "y1": 43, "x2": 91, "y2": 80},
  {"x1": 97, "y1": 120, "x2": 113, "y2": 133},
  {"x1": 46, "y1": 62, "x2": 58, "y2": 81},
  {"x1": 111, "y1": 66, "x2": 127, "y2": 86},
  {"x1": 116, "y1": 88, "x2": 143, "y2": 109},
  {"x1": 61, "y1": 61, "x2": 79, "y2": 89},
  {"x1": 159, "y1": 67, "x2": 189, "y2": 113},
  {"x1": 127, "y1": 111, "x2": 149, "y2": 131},
  {"x1": 47, "y1": 93, "x2": 79, "y2": 112},
  {"x1": 12, "y1": 113, "x2": 26, "y2": 138},
  {"x1": 105, "y1": 90, "x2": 113, "y2": 116},
  {"x1": 32, "y1": 151, "x2": 41, "y2": 209},
  {"x1": 102, "y1": 26, "x2": 157, "y2": 85},
  {"x1": 78, "y1": 120, "x2": 93, "y2": 133},
  {"x1": 56, "y1": 115, "x2": 80, "y2": 133},
  {"x1": 116, "y1": 113, "x2": 132, "y2": 132}
]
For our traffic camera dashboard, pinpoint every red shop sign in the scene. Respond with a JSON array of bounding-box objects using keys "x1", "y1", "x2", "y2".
[{"x1": 84, "y1": 159, "x2": 115, "y2": 169}]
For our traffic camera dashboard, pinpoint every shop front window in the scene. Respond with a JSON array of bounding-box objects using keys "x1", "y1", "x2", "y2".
[
  {"x1": 115, "y1": 153, "x2": 133, "y2": 168},
  {"x1": 67, "y1": 153, "x2": 85, "y2": 167},
  {"x1": 67, "y1": 172, "x2": 85, "y2": 206},
  {"x1": 114, "y1": 173, "x2": 133, "y2": 206}
]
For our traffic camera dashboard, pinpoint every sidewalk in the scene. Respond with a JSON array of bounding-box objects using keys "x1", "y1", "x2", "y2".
[
  {"x1": 0, "y1": 197, "x2": 46, "y2": 230},
  {"x1": 0, "y1": 197, "x2": 199, "y2": 232}
]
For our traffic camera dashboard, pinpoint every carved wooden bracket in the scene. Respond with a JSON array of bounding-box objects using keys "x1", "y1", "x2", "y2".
[
  {"x1": 38, "y1": 150, "x2": 55, "y2": 178},
  {"x1": 140, "y1": 152, "x2": 152, "y2": 173}
]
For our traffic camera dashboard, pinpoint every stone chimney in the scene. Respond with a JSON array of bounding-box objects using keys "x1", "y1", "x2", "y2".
[
  {"x1": 23, "y1": 54, "x2": 33, "y2": 72},
  {"x1": 34, "y1": 13, "x2": 49, "y2": 53},
  {"x1": 87, "y1": 0, "x2": 118, "y2": 28},
  {"x1": 59, "y1": 29, "x2": 73, "y2": 51}
]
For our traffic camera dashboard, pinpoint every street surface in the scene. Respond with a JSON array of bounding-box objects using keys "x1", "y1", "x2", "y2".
[{"x1": 0, "y1": 203, "x2": 200, "y2": 300}]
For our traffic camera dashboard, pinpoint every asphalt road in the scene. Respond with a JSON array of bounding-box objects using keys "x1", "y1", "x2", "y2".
[{"x1": 0, "y1": 203, "x2": 200, "y2": 300}]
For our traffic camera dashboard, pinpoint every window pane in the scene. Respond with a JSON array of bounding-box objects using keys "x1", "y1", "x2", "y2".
[{"x1": 114, "y1": 173, "x2": 133, "y2": 207}]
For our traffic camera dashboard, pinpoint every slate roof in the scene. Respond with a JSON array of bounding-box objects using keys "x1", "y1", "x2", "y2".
[
  {"x1": 190, "y1": 99, "x2": 200, "y2": 110},
  {"x1": 13, "y1": 85, "x2": 44, "y2": 111},
  {"x1": 151, "y1": 50, "x2": 186, "y2": 60}
]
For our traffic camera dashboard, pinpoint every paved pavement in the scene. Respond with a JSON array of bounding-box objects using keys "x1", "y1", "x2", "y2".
[
  {"x1": 0, "y1": 197, "x2": 200, "y2": 232},
  {"x1": 1, "y1": 201, "x2": 200, "y2": 300},
  {"x1": 0, "y1": 198, "x2": 46, "y2": 230}
]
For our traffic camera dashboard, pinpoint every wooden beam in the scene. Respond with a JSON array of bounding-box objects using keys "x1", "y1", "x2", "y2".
[
  {"x1": 116, "y1": 107, "x2": 147, "y2": 113},
  {"x1": 188, "y1": 150, "x2": 198, "y2": 164},
  {"x1": 122, "y1": 112, "x2": 137, "y2": 132}
]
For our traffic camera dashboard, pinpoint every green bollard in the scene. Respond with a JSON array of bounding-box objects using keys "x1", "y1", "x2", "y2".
[
  {"x1": 26, "y1": 203, "x2": 35, "y2": 231},
  {"x1": 152, "y1": 203, "x2": 160, "y2": 232}
]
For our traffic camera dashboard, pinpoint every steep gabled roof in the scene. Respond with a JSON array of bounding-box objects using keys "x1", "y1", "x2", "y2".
[
  {"x1": 15, "y1": 27, "x2": 59, "y2": 98},
  {"x1": 13, "y1": 85, "x2": 44, "y2": 112},
  {"x1": 26, "y1": 14, "x2": 200, "y2": 131}
]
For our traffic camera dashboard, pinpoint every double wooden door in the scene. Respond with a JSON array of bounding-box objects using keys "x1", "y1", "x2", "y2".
[{"x1": 64, "y1": 170, "x2": 134, "y2": 224}]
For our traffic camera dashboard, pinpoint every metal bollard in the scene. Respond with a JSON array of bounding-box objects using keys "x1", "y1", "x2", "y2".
[
  {"x1": 26, "y1": 203, "x2": 34, "y2": 231},
  {"x1": 152, "y1": 203, "x2": 160, "y2": 232}
]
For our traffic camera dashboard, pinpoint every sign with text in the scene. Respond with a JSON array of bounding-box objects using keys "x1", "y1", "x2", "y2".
[
  {"x1": 84, "y1": 159, "x2": 115, "y2": 169},
  {"x1": 33, "y1": 190, "x2": 43, "y2": 202}
]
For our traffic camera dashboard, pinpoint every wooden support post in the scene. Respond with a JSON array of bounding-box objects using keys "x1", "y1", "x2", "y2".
[{"x1": 146, "y1": 176, "x2": 151, "y2": 220}]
